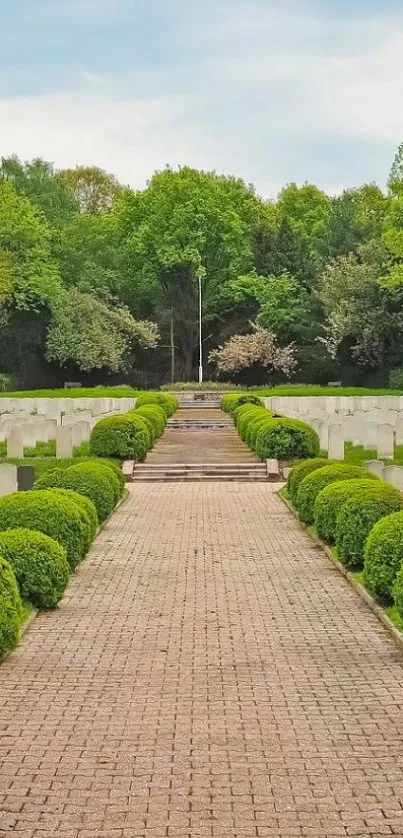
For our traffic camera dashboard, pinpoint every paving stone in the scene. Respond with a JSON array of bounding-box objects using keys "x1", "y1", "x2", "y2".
[{"x1": 0, "y1": 484, "x2": 403, "y2": 837}]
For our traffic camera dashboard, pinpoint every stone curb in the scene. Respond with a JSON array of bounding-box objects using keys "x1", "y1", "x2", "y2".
[{"x1": 279, "y1": 491, "x2": 403, "y2": 656}]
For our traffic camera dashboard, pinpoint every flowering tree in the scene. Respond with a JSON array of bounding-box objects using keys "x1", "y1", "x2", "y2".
[{"x1": 209, "y1": 323, "x2": 296, "y2": 378}]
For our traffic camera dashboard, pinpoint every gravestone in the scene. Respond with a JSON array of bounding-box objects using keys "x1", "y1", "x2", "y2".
[
  {"x1": 395, "y1": 421, "x2": 403, "y2": 447},
  {"x1": 382, "y1": 465, "x2": 403, "y2": 491},
  {"x1": 17, "y1": 466, "x2": 35, "y2": 491},
  {"x1": 7, "y1": 427, "x2": 24, "y2": 459},
  {"x1": 364, "y1": 422, "x2": 378, "y2": 449},
  {"x1": 365, "y1": 460, "x2": 385, "y2": 478},
  {"x1": 72, "y1": 421, "x2": 91, "y2": 446},
  {"x1": 0, "y1": 464, "x2": 18, "y2": 497},
  {"x1": 328, "y1": 424, "x2": 344, "y2": 460},
  {"x1": 377, "y1": 423, "x2": 394, "y2": 459},
  {"x1": 56, "y1": 426, "x2": 73, "y2": 459}
]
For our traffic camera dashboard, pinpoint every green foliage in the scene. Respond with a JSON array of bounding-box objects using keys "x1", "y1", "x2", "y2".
[
  {"x1": 68, "y1": 463, "x2": 118, "y2": 516},
  {"x1": 0, "y1": 180, "x2": 61, "y2": 312},
  {"x1": 389, "y1": 369, "x2": 403, "y2": 390},
  {"x1": 0, "y1": 374, "x2": 14, "y2": 392},
  {"x1": 135, "y1": 393, "x2": 178, "y2": 417},
  {"x1": 0, "y1": 555, "x2": 22, "y2": 658},
  {"x1": 221, "y1": 393, "x2": 263, "y2": 414},
  {"x1": 90, "y1": 415, "x2": 147, "y2": 460},
  {"x1": 314, "y1": 478, "x2": 379, "y2": 543},
  {"x1": 287, "y1": 458, "x2": 333, "y2": 506},
  {"x1": 255, "y1": 418, "x2": 319, "y2": 461},
  {"x1": 34, "y1": 466, "x2": 106, "y2": 524},
  {"x1": 135, "y1": 405, "x2": 167, "y2": 437},
  {"x1": 0, "y1": 529, "x2": 69, "y2": 609},
  {"x1": 392, "y1": 563, "x2": 403, "y2": 625},
  {"x1": 336, "y1": 484, "x2": 403, "y2": 569},
  {"x1": 364, "y1": 512, "x2": 403, "y2": 601},
  {"x1": 46, "y1": 288, "x2": 158, "y2": 373},
  {"x1": 296, "y1": 465, "x2": 372, "y2": 525},
  {"x1": 0, "y1": 490, "x2": 87, "y2": 569}
]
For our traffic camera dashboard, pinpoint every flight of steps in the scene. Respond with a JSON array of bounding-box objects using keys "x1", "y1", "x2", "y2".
[
  {"x1": 131, "y1": 462, "x2": 269, "y2": 482},
  {"x1": 167, "y1": 417, "x2": 232, "y2": 429},
  {"x1": 179, "y1": 400, "x2": 221, "y2": 409}
]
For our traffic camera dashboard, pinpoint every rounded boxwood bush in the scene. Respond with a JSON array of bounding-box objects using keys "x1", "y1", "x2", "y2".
[
  {"x1": 0, "y1": 555, "x2": 22, "y2": 658},
  {"x1": 256, "y1": 418, "x2": 320, "y2": 462},
  {"x1": 43, "y1": 489, "x2": 94, "y2": 559},
  {"x1": 135, "y1": 404, "x2": 166, "y2": 437},
  {"x1": 392, "y1": 564, "x2": 403, "y2": 623},
  {"x1": 221, "y1": 393, "x2": 244, "y2": 413},
  {"x1": 238, "y1": 409, "x2": 268, "y2": 442},
  {"x1": 126, "y1": 411, "x2": 153, "y2": 451},
  {"x1": 69, "y1": 462, "x2": 119, "y2": 514},
  {"x1": 34, "y1": 473, "x2": 98, "y2": 538},
  {"x1": 314, "y1": 477, "x2": 379, "y2": 543},
  {"x1": 0, "y1": 491, "x2": 87, "y2": 570},
  {"x1": 229, "y1": 394, "x2": 263, "y2": 414},
  {"x1": 287, "y1": 458, "x2": 334, "y2": 506},
  {"x1": 246, "y1": 416, "x2": 272, "y2": 450},
  {"x1": 0, "y1": 529, "x2": 70, "y2": 610},
  {"x1": 364, "y1": 511, "x2": 403, "y2": 600},
  {"x1": 135, "y1": 393, "x2": 178, "y2": 417},
  {"x1": 336, "y1": 484, "x2": 403, "y2": 570},
  {"x1": 90, "y1": 415, "x2": 147, "y2": 460},
  {"x1": 296, "y1": 464, "x2": 373, "y2": 525}
]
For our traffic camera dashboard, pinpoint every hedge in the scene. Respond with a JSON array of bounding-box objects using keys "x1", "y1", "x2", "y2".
[
  {"x1": 89, "y1": 415, "x2": 148, "y2": 460},
  {"x1": 35, "y1": 465, "x2": 113, "y2": 524},
  {"x1": 0, "y1": 490, "x2": 88, "y2": 569},
  {"x1": 43, "y1": 489, "x2": 94, "y2": 559},
  {"x1": 99, "y1": 460, "x2": 125, "y2": 497},
  {"x1": 392, "y1": 564, "x2": 403, "y2": 624},
  {"x1": 296, "y1": 464, "x2": 374, "y2": 525},
  {"x1": 126, "y1": 412, "x2": 153, "y2": 451},
  {"x1": 336, "y1": 484, "x2": 403, "y2": 570},
  {"x1": 34, "y1": 471, "x2": 98, "y2": 537},
  {"x1": 221, "y1": 393, "x2": 263, "y2": 414},
  {"x1": 314, "y1": 478, "x2": 380, "y2": 544},
  {"x1": 255, "y1": 418, "x2": 319, "y2": 461},
  {"x1": 287, "y1": 458, "x2": 335, "y2": 506},
  {"x1": 0, "y1": 529, "x2": 69, "y2": 610},
  {"x1": 364, "y1": 511, "x2": 403, "y2": 601},
  {"x1": 135, "y1": 404, "x2": 166, "y2": 437},
  {"x1": 135, "y1": 393, "x2": 178, "y2": 417},
  {"x1": 0, "y1": 555, "x2": 22, "y2": 658}
]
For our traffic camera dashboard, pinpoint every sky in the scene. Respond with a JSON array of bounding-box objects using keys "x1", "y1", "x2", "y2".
[{"x1": 1, "y1": 0, "x2": 402, "y2": 198}]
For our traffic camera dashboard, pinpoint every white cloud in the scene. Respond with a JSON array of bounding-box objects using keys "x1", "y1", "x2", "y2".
[{"x1": 0, "y1": 1, "x2": 402, "y2": 196}]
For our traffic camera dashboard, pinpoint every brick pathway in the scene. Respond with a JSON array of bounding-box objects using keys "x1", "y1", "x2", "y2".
[{"x1": 1, "y1": 484, "x2": 403, "y2": 837}]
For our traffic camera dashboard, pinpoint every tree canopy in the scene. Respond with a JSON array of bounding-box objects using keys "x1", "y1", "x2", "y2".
[{"x1": 2, "y1": 148, "x2": 403, "y2": 388}]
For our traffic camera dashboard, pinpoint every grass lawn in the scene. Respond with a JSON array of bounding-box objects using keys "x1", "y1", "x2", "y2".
[
  {"x1": 0, "y1": 384, "x2": 403, "y2": 398},
  {"x1": 0, "y1": 387, "x2": 143, "y2": 399}
]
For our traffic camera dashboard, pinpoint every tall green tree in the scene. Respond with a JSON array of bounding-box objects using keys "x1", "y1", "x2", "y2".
[
  {"x1": 0, "y1": 156, "x2": 78, "y2": 226},
  {"x1": 58, "y1": 166, "x2": 122, "y2": 213},
  {"x1": 114, "y1": 166, "x2": 262, "y2": 378}
]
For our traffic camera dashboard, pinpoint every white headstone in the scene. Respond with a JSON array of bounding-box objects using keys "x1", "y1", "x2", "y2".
[
  {"x1": 395, "y1": 421, "x2": 403, "y2": 447},
  {"x1": 72, "y1": 421, "x2": 91, "y2": 446},
  {"x1": 382, "y1": 465, "x2": 403, "y2": 491},
  {"x1": 0, "y1": 464, "x2": 18, "y2": 497},
  {"x1": 7, "y1": 427, "x2": 24, "y2": 459},
  {"x1": 365, "y1": 460, "x2": 385, "y2": 478},
  {"x1": 56, "y1": 426, "x2": 73, "y2": 459},
  {"x1": 377, "y1": 423, "x2": 394, "y2": 459},
  {"x1": 328, "y1": 424, "x2": 344, "y2": 460},
  {"x1": 364, "y1": 422, "x2": 378, "y2": 450}
]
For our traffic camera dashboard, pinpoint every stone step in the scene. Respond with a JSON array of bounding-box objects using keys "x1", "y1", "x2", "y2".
[
  {"x1": 135, "y1": 463, "x2": 265, "y2": 470},
  {"x1": 132, "y1": 476, "x2": 268, "y2": 482}
]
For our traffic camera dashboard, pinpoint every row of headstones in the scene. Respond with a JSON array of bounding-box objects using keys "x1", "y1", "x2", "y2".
[
  {"x1": 265, "y1": 396, "x2": 403, "y2": 414},
  {"x1": 0, "y1": 396, "x2": 136, "y2": 415},
  {"x1": 6, "y1": 423, "x2": 91, "y2": 459},
  {"x1": 305, "y1": 422, "x2": 397, "y2": 460},
  {"x1": 0, "y1": 464, "x2": 35, "y2": 497}
]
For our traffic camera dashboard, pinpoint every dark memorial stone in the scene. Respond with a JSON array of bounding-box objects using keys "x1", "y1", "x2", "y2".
[{"x1": 17, "y1": 466, "x2": 35, "y2": 491}]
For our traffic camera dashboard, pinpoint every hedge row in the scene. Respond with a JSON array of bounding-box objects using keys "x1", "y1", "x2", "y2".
[
  {"x1": 231, "y1": 403, "x2": 320, "y2": 461},
  {"x1": 287, "y1": 457, "x2": 403, "y2": 625},
  {"x1": 0, "y1": 459, "x2": 124, "y2": 659},
  {"x1": 89, "y1": 394, "x2": 176, "y2": 460},
  {"x1": 221, "y1": 394, "x2": 263, "y2": 414}
]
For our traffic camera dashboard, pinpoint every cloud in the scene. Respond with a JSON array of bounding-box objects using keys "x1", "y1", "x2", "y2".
[{"x1": 0, "y1": 0, "x2": 402, "y2": 196}]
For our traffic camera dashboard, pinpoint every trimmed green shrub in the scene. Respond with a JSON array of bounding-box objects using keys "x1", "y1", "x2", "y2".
[
  {"x1": 69, "y1": 462, "x2": 119, "y2": 513},
  {"x1": 287, "y1": 458, "x2": 334, "y2": 506},
  {"x1": 89, "y1": 415, "x2": 147, "y2": 460},
  {"x1": 256, "y1": 418, "x2": 319, "y2": 462},
  {"x1": 392, "y1": 564, "x2": 403, "y2": 623},
  {"x1": 135, "y1": 404, "x2": 166, "y2": 437},
  {"x1": 126, "y1": 411, "x2": 153, "y2": 450},
  {"x1": 296, "y1": 464, "x2": 374, "y2": 525},
  {"x1": 314, "y1": 478, "x2": 379, "y2": 543},
  {"x1": 364, "y1": 511, "x2": 403, "y2": 600},
  {"x1": 96, "y1": 459, "x2": 125, "y2": 497},
  {"x1": 42, "y1": 489, "x2": 94, "y2": 558},
  {"x1": 336, "y1": 484, "x2": 403, "y2": 570},
  {"x1": 0, "y1": 490, "x2": 87, "y2": 569},
  {"x1": 0, "y1": 555, "x2": 22, "y2": 658},
  {"x1": 0, "y1": 529, "x2": 69, "y2": 609},
  {"x1": 34, "y1": 473, "x2": 98, "y2": 537},
  {"x1": 221, "y1": 393, "x2": 264, "y2": 414},
  {"x1": 135, "y1": 393, "x2": 178, "y2": 417}
]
